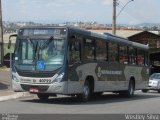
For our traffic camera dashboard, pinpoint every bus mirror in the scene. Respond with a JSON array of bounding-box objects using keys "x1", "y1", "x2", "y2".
[
  {"x1": 8, "y1": 39, "x2": 11, "y2": 49},
  {"x1": 8, "y1": 34, "x2": 17, "y2": 49}
]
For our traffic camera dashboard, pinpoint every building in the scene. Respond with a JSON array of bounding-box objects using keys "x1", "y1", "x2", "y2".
[{"x1": 128, "y1": 31, "x2": 160, "y2": 74}]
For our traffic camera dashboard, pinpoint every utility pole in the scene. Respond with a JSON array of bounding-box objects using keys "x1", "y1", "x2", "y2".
[
  {"x1": 0, "y1": 0, "x2": 3, "y2": 66},
  {"x1": 112, "y1": 0, "x2": 117, "y2": 35},
  {"x1": 112, "y1": 0, "x2": 134, "y2": 35}
]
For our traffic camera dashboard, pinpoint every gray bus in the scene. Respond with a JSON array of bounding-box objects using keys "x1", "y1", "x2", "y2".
[{"x1": 9, "y1": 26, "x2": 149, "y2": 101}]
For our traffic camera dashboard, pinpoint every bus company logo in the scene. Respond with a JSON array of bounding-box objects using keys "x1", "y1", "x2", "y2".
[
  {"x1": 33, "y1": 79, "x2": 36, "y2": 83},
  {"x1": 97, "y1": 67, "x2": 102, "y2": 77},
  {"x1": 20, "y1": 78, "x2": 31, "y2": 83},
  {"x1": 96, "y1": 66, "x2": 122, "y2": 78}
]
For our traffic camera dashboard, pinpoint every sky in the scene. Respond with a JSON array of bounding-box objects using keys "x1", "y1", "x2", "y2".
[{"x1": 1, "y1": 0, "x2": 160, "y2": 25}]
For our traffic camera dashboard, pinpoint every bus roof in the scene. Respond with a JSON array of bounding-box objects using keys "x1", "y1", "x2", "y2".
[
  {"x1": 19, "y1": 26, "x2": 149, "y2": 50},
  {"x1": 68, "y1": 27, "x2": 149, "y2": 50}
]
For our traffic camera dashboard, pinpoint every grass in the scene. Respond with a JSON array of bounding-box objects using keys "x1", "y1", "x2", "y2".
[
  {"x1": 3, "y1": 43, "x2": 15, "y2": 56},
  {"x1": 3, "y1": 33, "x2": 16, "y2": 43},
  {"x1": 1, "y1": 33, "x2": 16, "y2": 56}
]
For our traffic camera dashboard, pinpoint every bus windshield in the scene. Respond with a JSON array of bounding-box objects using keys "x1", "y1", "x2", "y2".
[{"x1": 14, "y1": 37, "x2": 65, "y2": 71}]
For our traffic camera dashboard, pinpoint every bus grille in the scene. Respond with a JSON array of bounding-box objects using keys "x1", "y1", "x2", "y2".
[
  {"x1": 21, "y1": 84, "x2": 49, "y2": 92},
  {"x1": 18, "y1": 71, "x2": 55, "y2": 78},
  {"x1": 16, "y1": 68, "x2": 59, "y2": 78}
]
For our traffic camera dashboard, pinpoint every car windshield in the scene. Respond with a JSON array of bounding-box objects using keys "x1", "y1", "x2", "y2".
[
  {"x1": 14, "y1": 37, "x2": 65, "y2": 71},
  {"x1": 149, "y1": 73, "x2": 160, "y2": 80}
]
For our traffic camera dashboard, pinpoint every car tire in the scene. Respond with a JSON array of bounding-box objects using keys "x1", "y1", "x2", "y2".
[
  {"x1": 37, "y1": 94, "x2": 49, "y2": 101},
  {"x1": 157, "y1": 82, "x2": 160, "y2": 93}
]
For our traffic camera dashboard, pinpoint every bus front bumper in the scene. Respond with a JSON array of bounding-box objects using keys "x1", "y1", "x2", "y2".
[{"x1": 12, "y1": 80, "x2": 68, "y2": 94}]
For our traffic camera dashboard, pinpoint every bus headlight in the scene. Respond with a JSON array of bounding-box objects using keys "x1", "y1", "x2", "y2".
[
  {"x1": 12, "y1": 74, "x2": 19, "y2": 82},
  {"x1": 54, "y1": 73, "x2": 64, "y2": 82}
]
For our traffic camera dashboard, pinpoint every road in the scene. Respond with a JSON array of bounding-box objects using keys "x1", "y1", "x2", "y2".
[{"x1": 0, "y1": 91, "x2": 160, "y2": 114}]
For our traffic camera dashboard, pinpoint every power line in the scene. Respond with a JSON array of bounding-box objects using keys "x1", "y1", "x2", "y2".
[
  {"x1": 112, "y1": 0, "x2": 134, "y2": 35},
  {"x1": 116, "y1": 0, "x2": 134, "y2": 18}
]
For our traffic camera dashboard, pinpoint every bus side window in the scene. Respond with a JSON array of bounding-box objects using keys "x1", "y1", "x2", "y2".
[
  {"x1": 129, "y1": 47, "x2": 136, "y2": 65},
  {"x1": 137, "y1": 49, "x2": 145, "y2": 65},
  {"x1": 108, "y1": 42, "x2": 118, "y2": 62},
  {"x1": 119, "y1": 45, "x2": 128, "y2": 64},
  {"x1": 96, "y1": 40, "x2": 107, "y2": 61},
  {"x1": 145, "y1": 51, "x2": 149, "y2": 66},
  {"x1": 69, "y1": 36, "x2": 81, "y2": 65},
  {"x1": 84, "y1": 39, "x2": 95, "y2": 60}
]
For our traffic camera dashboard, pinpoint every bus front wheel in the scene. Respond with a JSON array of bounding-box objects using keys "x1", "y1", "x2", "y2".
[
  {"x1": 37, "y1": 94, "x2": 49, "y2": 101},
  {"x1": 78, "y1": 80, "x2": 91, "y2": 102}
]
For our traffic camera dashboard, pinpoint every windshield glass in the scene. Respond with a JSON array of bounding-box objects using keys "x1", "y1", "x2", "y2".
[
  {"x1": 14, "y1": 37, "x2": 65, "y2": 71},
  {"x1": 150, "y1": 73, "x2": 160, "y2": 80}
]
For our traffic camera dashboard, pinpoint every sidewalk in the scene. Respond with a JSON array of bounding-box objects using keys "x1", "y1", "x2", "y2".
[{"x1": 0, "y1": 67, "x2": 31, "y2": 101}]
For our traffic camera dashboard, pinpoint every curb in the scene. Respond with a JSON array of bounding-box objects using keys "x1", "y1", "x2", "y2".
[{"x1": 0, "y1": 92, "x2": 31, "y2": 102}]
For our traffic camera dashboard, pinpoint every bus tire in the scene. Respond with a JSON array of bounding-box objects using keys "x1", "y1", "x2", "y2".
[
  {"x1": 119, "y1": 80, "x2": 135, "y2": 98},
  {"x1": 37, "y1": 94, "x2": 49, "y2": 101},
  {"x1": 78, "y1": 80, "x2": 91, "y2": 102},
  {"x1": 93, "y1": 92, "x2": 103, "y2": 97},
  {"x1": 126, "y1": 80, "x2": 135, "y2": 97},
  {"x1": 142, "y1": 89, "x2": 148, "y2": 93}
]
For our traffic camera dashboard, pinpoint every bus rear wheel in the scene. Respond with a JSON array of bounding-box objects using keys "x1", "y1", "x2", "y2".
[
  {"x1": 37, "y1": 94, "x2": 49, "y2": 101},
  {"x1": 119, "y1": 80, "x2": 135, "y2": 97},
  {"x1": 142, "y1": 89, "x2": 148, "y2": 93},
  {"x1": 93, "y1": 92, "x2": 103, "y2": 98}
]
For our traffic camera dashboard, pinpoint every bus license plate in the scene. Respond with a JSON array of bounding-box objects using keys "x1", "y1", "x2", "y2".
[{"x1": 29, "y1": 87, "x2": 39, "y2": 93}]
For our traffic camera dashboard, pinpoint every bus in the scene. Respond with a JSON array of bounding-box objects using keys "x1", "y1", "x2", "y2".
[{"x1": 8, "y1": 26, "x2": 149, "y2": 101}]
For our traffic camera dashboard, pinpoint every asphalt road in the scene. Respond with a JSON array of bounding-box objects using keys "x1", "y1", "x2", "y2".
[{"x1": 0, "y1": 91, "x2": 160, "y2": 114}]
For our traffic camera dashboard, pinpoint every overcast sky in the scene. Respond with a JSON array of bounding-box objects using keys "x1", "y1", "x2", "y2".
[{"x1": 2, "y1": 0, "x2": 160, "y2": 25}]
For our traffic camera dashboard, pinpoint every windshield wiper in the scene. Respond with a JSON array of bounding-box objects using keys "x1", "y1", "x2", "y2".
[
  {"x1": 40, "y1": 36, "x2": 54, "y2": 50},
  {"x1": 34, "y1": 41, "x2": 38, "y2": 60}
]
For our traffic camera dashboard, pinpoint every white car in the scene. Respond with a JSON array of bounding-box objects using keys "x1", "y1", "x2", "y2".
[{"x1": 142, "y1": 73, "x2": 160, "y2": 93}]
